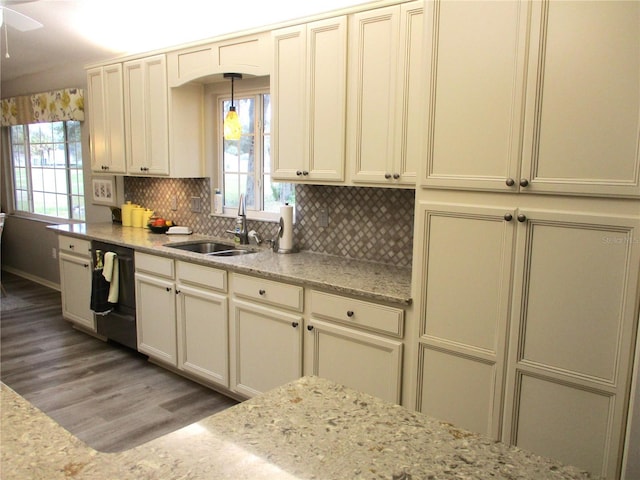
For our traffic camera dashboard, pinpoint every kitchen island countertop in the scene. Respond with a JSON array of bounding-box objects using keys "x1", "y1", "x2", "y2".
[
  {"x1": 49, "y1": 223, "x2": 412, "y2": 306},
  {"x1": 1, "y1": 376, "x2": 589, "y2": 480}
]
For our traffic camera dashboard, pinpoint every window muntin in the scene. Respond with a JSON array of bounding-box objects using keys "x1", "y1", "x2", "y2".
[
  {"x1": 9, "y1": 121, "x2": 85, "y2": 220},
  {"x1": 220, "y1": 92, "x2": 294, "y2": 218}
]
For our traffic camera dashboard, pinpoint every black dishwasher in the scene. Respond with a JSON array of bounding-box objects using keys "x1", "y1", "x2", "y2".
[{"x1": 91, "y1": 240, "x2": 137, "y2": 350}]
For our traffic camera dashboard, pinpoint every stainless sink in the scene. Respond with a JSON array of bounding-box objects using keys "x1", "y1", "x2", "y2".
[{"x1": 164, "y1": 241, "x2": 256, "y2": 257}]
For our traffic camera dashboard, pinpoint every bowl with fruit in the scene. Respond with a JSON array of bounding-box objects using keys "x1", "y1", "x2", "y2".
[{"x1": 147, "y1": 217, "x2": 174, "y2": 233}]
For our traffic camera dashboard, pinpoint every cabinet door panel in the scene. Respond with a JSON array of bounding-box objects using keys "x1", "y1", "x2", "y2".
[
  {"x1": 135, "y1": 273, "x2": 177, "y2": 365},
  {"x1": 230, "y1": 300, "x2": 302, "y2": 398},
  {"x1": 348, "y1": 6, "x2": 399, "y2": 183},
  {"x1": 59, "y1": 252, "x2": 94, "y2": 331},
  {"x1": 504, "y1": 210, "x2": 640, "y2": 479},
  {"x1": 271, "y1": 25, "x2": 306, "y2": 180},
  {"x1": 310, "y1": 319, "x2": 402, "y2": 404},
  {"x1": 523, "y1": 1, "x2": 640, "y2": 197},
  {"x1": 422, "y1": 0, "x2": 527, "y2": 190},
  {"x1": 415, "y1": 202, "x2": 516, "y2": 439},
  {"x1": 306, "y1": 17, "x2": 346, "y2": 181},
  {"x1": 177, "y1": 285, "x2": 228, "y2": 388},
  {"x1": 103, "y1": 64, "x2": 126, "y2": 173},
  {"x1": 145, "y1": 55, "x2": 169, "y2": 175},
  {"x1": 124, "y1": 62, "x2": 146, "y2": 173}
]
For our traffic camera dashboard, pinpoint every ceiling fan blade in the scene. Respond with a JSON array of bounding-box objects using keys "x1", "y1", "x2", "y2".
[{"x1": 2, "y1": 6, "x2": 43, "y2": 31}]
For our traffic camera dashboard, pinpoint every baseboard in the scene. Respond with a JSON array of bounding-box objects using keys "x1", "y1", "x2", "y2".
[{"x1": 1, "y1": 266, "x2": 60, "y2": 292}]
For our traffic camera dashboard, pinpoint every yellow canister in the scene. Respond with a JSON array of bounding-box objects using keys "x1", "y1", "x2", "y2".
[
  {"x1": 143, "y1": 209, "x2": 154, "y2": 228},
  {"x1": 131, "y1": 206, "x2": 145, "y2": 228},
  {"x1": 121, "y1": 201, "x2": 134, "y2": 227}
]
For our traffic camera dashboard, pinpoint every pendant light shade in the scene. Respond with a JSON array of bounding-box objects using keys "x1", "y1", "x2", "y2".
[{"x1": 223, "y1": 73, "x2": 242, "y2": 140}]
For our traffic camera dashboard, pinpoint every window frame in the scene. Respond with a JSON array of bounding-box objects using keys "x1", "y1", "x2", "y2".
[
  {"x1": 7, "y1": 120, "x2": 85, "y2": 222},
  {"x1": 216, "y1": 86, "x2": 292, "y2": 223}
]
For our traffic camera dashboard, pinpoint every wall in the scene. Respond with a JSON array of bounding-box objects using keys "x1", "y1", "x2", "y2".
[
  {"x1": 124, "y1": 177, "x2": 414, "y2": 268},
  {"x1": 1, "y1": 68, "x2": 113, "y2": 286}
]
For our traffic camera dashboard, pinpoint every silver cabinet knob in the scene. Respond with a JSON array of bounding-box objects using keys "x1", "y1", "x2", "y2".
[
  {"x1": 393, "y1": 173, "x2": 400, "y2": 179},
  {"x1": 384, "y1": 173, "x2": 392, "y2": 179},
  {"x1": 517, "y1": 214, "x2": 527, "y2": 222},
  {"x1": 504, "y1": 213, "x2": 513, "y2": 222},
  {"x1": 346, "y1": 310, "x2": 354, "y2": 318},
  {"x1": 296, "y1": 170, "x2": 303, "y2": 176},
  {"x1": 519, "y1": 178, "x2": 529, "y2": 187},
  {"x1": 259, "y1": 289, "x2": 266, "y2": 295},
  {"x1": 506, "y1": 178, "x2": 515, "y2": 187}
]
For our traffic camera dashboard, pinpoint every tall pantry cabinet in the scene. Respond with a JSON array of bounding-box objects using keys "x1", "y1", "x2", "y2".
[{"x1": 413, "y1": 2, "x2": 640, "y2": 479}]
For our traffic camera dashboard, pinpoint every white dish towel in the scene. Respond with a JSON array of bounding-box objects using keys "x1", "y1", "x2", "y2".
[{"x1": 102, "y1": 252, "x2": 119, "y2": 304}]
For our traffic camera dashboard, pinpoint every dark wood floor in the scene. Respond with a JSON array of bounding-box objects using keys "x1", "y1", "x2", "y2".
[{"x1": 0, "y1": 271, "x2": 238, "y2": 453}]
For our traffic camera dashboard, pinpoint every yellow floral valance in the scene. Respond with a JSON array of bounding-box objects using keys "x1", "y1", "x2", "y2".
[{"x1": 1, "y1": 88, "x2": 84, "y2": 126}]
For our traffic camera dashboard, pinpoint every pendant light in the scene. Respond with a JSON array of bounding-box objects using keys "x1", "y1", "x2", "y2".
[{"x1": 223, "y1": 73, "x2": 242, "y2": 140}]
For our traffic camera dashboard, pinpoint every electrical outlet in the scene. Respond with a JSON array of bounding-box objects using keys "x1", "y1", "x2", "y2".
[
  {"x1": 319, "y1": 208, "x2": 329, "y2": 228},
  {"x1": 191, "y1": 196, "x2": 202, "y2": 213},
  {"x1": 51, "y1": 247, "x2": 57, "y2": 259}
]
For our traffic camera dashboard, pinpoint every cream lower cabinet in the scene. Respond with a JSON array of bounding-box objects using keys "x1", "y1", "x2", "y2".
[
  {"x1": 414, "y1": 200, "x2": 640, "y2": 479},
  {"x1": 135, "y1": 253, "x2": 177, "y2": 366},
  {"x1": 307, "y1": 290, "x2": 403, "y2": 404},
  {"x1": 230, "y1": 274, "x2": 303, "y2": 398},
  {"x1": 176, "y1": 261, "x2": 228, "y2": 389},
  {"x1": 135, "y1": 253, "x2": 229, "y2": 388},
  {"x1": 58, "y1": 236, "x2": 95, "y2": 332}
]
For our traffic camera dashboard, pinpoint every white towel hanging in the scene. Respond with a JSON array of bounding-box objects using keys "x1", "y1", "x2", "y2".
[{"x1": 102, "y1": 252, "x2": 119, "y2": 304}]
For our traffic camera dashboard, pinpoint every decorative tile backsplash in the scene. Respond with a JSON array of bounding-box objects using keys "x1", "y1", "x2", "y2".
[{"x1": 124, "y1": 178, "x2": 414, "y2": 268}]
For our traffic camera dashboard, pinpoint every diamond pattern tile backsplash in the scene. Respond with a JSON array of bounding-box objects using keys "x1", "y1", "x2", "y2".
[{"x1": 124, "y1": 178, "x2": 414, "y2": 268}]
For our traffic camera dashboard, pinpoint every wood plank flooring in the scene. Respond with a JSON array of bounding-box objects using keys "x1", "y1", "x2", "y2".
[{"x1": 0, "y1": 271, "x2": 238, "y2": 453}]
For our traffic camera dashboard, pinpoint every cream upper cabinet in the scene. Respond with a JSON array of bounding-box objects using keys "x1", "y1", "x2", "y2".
[
  {"x1": 86, "y1": 64, "x2": 126, "y2": 174},
  {"x1": 167, "y1": 32, "x2": 271, "y2": 87},
  {"x1": 422, "y1": 0, "x2": 640, "y2": 197},
  {"x1": 521, "y1": 1, "x2": 640, "y2": 197},
  {"x1": 123, "y1": 54, "x2": 204, "y2": 177},
  {"x1": 124, "y1": 55, "x2": 170, "y2": 176},
  {"x1": 271, "y1": 16, "x2": 347, "y2": 183},
  {"x1": 347, "y1": 1, "x2": 423, "y2": 187}
]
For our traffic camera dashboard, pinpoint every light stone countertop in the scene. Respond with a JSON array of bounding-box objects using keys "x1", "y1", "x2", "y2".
[
  {"x1": 1, "y1": 376, "x2": 590, "y2": 480},
  {"x1": 48, "y1": 223, "x2": 412, "y2": 306}
]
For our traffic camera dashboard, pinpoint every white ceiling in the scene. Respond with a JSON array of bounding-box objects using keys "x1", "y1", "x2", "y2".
[{"x1": 0, "y1": 0, "x2": 374, "y2": 85}]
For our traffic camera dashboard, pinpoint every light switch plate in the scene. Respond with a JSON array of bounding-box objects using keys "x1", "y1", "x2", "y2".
[{"x1": 191, "y1": 196, "x2": 202, "y2": 213}]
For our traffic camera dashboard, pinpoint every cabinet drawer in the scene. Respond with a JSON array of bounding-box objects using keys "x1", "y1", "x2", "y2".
[
  {"x1": 135, "y1": 252, "x2": 174, "y2": 278},
  {"x1": 232, "y1": 274, "x2": 303, "y2": 312},
  {"x1": 310, "y1": 290, "x2": 404, "y2": 337},
  {"x1": 176, "y1": 261, "x2": 226, "y2": 292},
  {"x1": 58, "y1": 236, "x2": 91, "y2": 257}
]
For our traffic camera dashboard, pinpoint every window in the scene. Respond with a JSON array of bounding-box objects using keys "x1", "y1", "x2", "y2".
[
  {"x1": 9, "y1": 121, "x2": 85, "y2": 220},
  {"x1": 220, "y1": 91, "x2": 295, "y2": 219}
]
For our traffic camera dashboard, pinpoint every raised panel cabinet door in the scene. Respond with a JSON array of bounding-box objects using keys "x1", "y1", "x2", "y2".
[
  {"x1": 102, "y1": 64, "x2": 127, "y2": 173},
  {"x1": 393, "y1": 1, "x2": 423, "y2": 185},
  {"x1": 59, "y1": 252, "x2": 95, "y2": 331},
  {"x1": 123, "y1": 61, "x2": 146, "y2": 174},
  {"x1": 305, "y1": 16, "x2": 347, "y2": 182},
  {"x1": 521, "y1": 1, "x2": 640, "y2": 197},
  {"x1": 143, "y1": 55, "x2": 169, "y2": 175},
  {"x1": 309, "y1": 319, "x2": 402, "y2": 404},
  {"x1": 421, "y1": 0, "x2": 528, "y2": 191},
  {"x1": 414, "y1": 202, "x2": 516, "y2": 439},
  {"x1": 176, "y1": 284, "x2": 229, "y2": 388},
  {"x1": 135, "y1": 272, "x2": 177, "y2": 366},
  {"x1": 87, "y1": 67, "x2": 107, "y2": 172},
  {"x1": 271, "y1": 25, "x2": 306, "y2": 180},
  {"x1": 348, "y1": 5, "x2": 400, "y2": 184},
  {"x1": 230, "y1": 299, "x2": 303, "y2": 398},
  {"x1": 503, "y1": 210, "x2": 640, "y2": 479},
  {"x1": 87, "y1": 65, "x2": 126, "y2": 173}
]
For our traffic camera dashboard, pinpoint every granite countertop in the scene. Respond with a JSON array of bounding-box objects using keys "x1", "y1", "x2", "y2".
[
  {"x1": 1, "y1": 376, "x2": 589, "y2": 480},
  {"x1": 48, "y1": 223, "x2": 412, "y2": 306}
]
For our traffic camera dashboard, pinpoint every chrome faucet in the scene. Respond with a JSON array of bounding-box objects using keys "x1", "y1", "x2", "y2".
[{"x1": 226, "y1": 193, "x2": 249, "y2": 244}]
